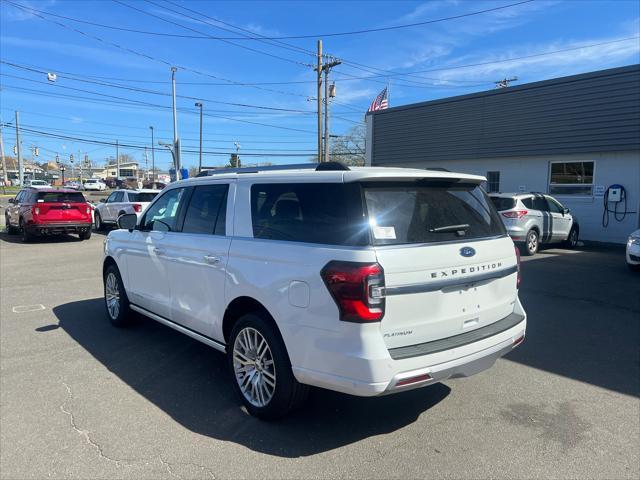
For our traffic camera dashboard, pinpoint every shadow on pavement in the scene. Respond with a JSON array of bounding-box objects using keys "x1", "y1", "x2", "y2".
[
  {"x1": 0, "y1": 230, "x2": 83, "y2": 244},
  {"x1": 504, "y1": 245, "x2": 640, "y2": 398},
  {"x1": 52, "y1": 298, "x2": 450, "y2": 457}
]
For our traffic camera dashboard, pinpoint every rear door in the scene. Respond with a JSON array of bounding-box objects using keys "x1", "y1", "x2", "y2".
[
  {"x1": 532, "y1": 195, "x2": 552, "y2": 243},
  {"x1": 362, "y1": 180, "x2": 519, "y2": 349}
]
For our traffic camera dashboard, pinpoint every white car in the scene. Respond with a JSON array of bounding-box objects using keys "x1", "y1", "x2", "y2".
[
  {"x1": 23, "y1": 179, "x2": 50, "y2": 189},
  {"x1": 84, "y1": 178, "x2": 107, "y2": 191},
  {"x1": 94, "y1": 189, "x2": 160, "y2": 230},
  {"x1": 103, "y1": 164, "x2": 526, "y2": 419},
  {"x1": 626, "y1": 229, "x2": 640, "y2": 271}
]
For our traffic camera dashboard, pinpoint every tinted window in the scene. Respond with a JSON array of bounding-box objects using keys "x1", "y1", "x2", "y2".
[
  {"x1": 546, "y1": 197, "x2": 564, "y2": 214},
  {"x1": 141, "y1": 188, "x2": 186, "y2": 232},
  {"x1": 112, "y1": 192, "x2": 124, "y2": 202},
  {"x1": 106, "y1": 192, "x2": 118, "y2": 203},
  {"x1": 127, "y1": 192, "x2": 158, "y2": 203},
  {"x1": 251, "y1": 183, "x2": 367, "y2": 246},
  {"x1": 521, "y1": 197, "x2": 534, "y2": 209},
  {"x1": 532, "y1": 196, "x2": 548, "y2": 211},
  {"x1": 37, "y1": 192, "x2": 86, "y2": 203},
  {"x1": 490, "y1": 197, "x2": 516, "y2": 211},
  {"x1": 182, "y1": 185, "x2": 228, "y2": 235},
  {"x1": 364, "y1": 182, "x2": 506, "y2": 245}
]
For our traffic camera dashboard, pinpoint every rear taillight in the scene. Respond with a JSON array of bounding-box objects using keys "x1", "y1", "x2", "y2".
[
  {"x1": 515, "y1": 245, "x2": 521, "y2": 288},
  {"x1": 33, "y1": 207, "x2": 40, "y2": 215},
  {"x1": 502, "y1": 210, "x2": 528, "y2": 219},
  {"x1": 321, "y1": 261, "x2": 385, "y2": 322},
  {"x1": 133, "y1": 203, "x2": 142, "y2": 213},
  {"x1": 86, "y1": 206, "x2": 91, "y2": 214}
]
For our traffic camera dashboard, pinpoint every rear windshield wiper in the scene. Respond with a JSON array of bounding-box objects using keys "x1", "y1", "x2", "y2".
[{"x1": 429, "y1": 224, "x2": 470, "y2": 233}]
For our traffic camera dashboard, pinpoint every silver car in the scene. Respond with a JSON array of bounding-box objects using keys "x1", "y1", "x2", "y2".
[{"x1": 489, "y1": 193, "x2": 579, "y2": 256}]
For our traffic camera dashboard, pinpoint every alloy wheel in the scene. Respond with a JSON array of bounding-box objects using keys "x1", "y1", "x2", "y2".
[
  {"x1": 233, "y1": 327, "x2": 276, "y2": 407},
  {"x1": 105, "y1": 272, "x2": 120, "y2": 320},
  {"x1": 528, "y1": 232, "x2": 538, "y2": 253}
]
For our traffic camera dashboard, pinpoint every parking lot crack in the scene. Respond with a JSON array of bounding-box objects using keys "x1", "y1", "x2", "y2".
[
  {"x1": 58, "y1": 379, "x2": 123, "y2": 467},
  {"x1": 157, "y1": 456, "x2": 216, "y2": 479}
]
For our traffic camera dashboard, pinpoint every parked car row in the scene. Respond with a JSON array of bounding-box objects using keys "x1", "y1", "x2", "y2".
[{"x1": 4, "y1": 187, "x2": 161, "y2": 242}]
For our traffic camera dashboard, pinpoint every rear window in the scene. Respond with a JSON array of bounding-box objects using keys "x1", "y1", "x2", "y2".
[
  {"x1": 490, "y1": 196, "x2": 517, "y2": 211},
  {"x1": 128, "y1": 192, "x2": 158, "y2": 203},
  {"x1": 364, "y1": 181, "x2": 506, "y2": 245},
  {"x1": 250, "y1": 183, "x2": 368, "y2": 246},
  {"x1": 37, "y1": 192, "x2": 86, "y2": 203}
]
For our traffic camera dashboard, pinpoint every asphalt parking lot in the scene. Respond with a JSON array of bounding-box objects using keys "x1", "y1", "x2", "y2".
[{"x1": 1, "y1": 224, "x2": 638, "y2": 479}]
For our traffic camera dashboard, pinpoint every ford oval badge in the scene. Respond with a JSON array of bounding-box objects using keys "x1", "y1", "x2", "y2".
[{"x1": 460, "y1": 246, "x2": 476, "y2": 258}]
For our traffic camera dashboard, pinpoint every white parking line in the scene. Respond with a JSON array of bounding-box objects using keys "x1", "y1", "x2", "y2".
[{"x1": 12, "y1": 304, "x2": 46, "y2": 313}]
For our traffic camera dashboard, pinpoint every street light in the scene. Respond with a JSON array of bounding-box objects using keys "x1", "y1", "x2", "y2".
[{"x1": 195, "y1": 102, "x2": 203, "y2": 174}]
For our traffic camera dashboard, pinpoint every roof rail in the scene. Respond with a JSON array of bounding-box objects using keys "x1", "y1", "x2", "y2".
[
  {"x1": 424, "y1": 167, "x2": 451, "y2": 172},
  {"x1": 197, "y1": 161, "x2": 350, "y2": 177}
]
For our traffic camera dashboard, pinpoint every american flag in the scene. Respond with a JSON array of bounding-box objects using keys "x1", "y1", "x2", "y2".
[{"x1": 368, "y1": 86, "x2": 389, "y2": 112}]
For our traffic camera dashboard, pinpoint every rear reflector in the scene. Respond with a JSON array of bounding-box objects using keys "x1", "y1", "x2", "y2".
[
  {"x1": 502, "y1": 210, "x2": 528, "y2": 219},
  {"x1": 396, "y1": 373, "x2": 432, "y2": 387},
  {"x1": 513, "y1": 335, "x2": 525, "y2": 347}
]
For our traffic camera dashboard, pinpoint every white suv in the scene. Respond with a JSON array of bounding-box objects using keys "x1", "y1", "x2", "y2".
[
  {"x1": 103, "y1": 164, "x2": 526, "y2": 419},
  {"x1": 94, "y1": 189, "x2": 160, "y2": 230}
]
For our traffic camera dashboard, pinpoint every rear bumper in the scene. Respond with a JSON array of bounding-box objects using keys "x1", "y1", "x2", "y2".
[
  {"x1": 26, "y1": 222, "x2": 92, "y2": 234},
  {"x1": 505, "y1": 226, "x2": 527, "y2": 242},
  {"x1": 291, "y1": 298, "x2": 527, "y2": 397}
]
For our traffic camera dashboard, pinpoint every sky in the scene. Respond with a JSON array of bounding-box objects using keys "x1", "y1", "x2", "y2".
[{"x1": 1, "y1": 0, "x2": 639, "y2": 172}]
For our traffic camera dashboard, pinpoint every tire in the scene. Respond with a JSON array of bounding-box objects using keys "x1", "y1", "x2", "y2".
[
  {"x1": 79, "y1": 229, "x2": 92, "y2": 240},
  {"x1": 94, "y1": 212, "x2": 104, "y2": 231},
  {"x1": 20, "y1": 218, "x2": 35, "y2": 243},
  {"x1": 228, "y1": 313, "x2": 308, "y2": 420},
  {"x1": 522, "y1": 229, "x2": 539, "y2": 256},
  {"x1": 565, "y1": 227, "x2": 579, "y2": 249},
  {"x1": 103, "y1": 264, "x2": 133, "y2": 327},
  {"x1": 5, "y1": 214, "x2": 18, "y2": 235}
]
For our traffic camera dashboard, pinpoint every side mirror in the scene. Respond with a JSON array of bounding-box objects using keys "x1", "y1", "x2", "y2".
[
  {"x1": 563, "y1": 207, "x2": 570, "y2": 215},
  {"x1": 8, "y1": 198, "x2": 15, "y2": 204},
  {"x1": 99, "y1": 198, "x2": 106, "y2": 203},
  {"x1": 117, "y1": 213, "x2": 138, "y2": 231}
]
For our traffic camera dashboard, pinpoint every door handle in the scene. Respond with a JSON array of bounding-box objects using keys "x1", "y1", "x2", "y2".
[
  {"x1": 204, "y1": 255, "x2": 221, "y2": 265},
  {"x1": 153, "y1": 247, "x2": 165, "y2": 255}
]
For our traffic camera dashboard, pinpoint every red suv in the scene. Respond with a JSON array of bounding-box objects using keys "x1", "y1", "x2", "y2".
[{"x1": 5, "y1": 188, "x2": 93, "y2": 242}]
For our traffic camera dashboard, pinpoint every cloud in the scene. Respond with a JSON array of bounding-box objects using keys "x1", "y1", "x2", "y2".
[
  {"x1": 1, "y1": 0, "x2": 56, "y2": 21},
  {"x1": 427, "y1": 35, "x2": 640, "y2": 83},
  {"x1": 0, "y1": 36, "x2": 154, "y2": 70}
]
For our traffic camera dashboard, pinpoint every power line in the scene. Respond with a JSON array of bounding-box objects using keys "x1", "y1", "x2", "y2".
[
  {"x1": 1, "y1": 63, "x2": 316, "y2": 113},
  {"x1": 3, "y1": 0, "x2": 311, "y2": 99},
  {"x1": 4, "y1": 0, "x2": 535, "y2": 39},
  {"x1": 112, "y1": 0, "x2": 312, "y2": 67}
]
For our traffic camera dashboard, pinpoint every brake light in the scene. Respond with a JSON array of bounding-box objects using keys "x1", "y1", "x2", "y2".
[
  {"x1": 86, "y1": 206, "x2": 91, "y2": 214},
  {"x1": 321, "y1": 261, "x2": 385, "y2": 322},
  {"x1": 133, "y1": 203, "x2": 142, "y2": 213},
  {"x1": 502, "y1": 210, "x2": 528, "y2": 219},
  {"x1": 33, "y1": 207, "x2": 40, "y2": 215},
  {"x1": 515, "y1": 245, "x2": 521, "y2": 288}
]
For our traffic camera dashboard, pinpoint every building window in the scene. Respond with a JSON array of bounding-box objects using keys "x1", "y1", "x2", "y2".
[
  {"x1": 549, "y1": 161, "x2": 594, "y2": 195},
  {"x1": 486, "y1": 171, "x2": 500, "y2": 193}
]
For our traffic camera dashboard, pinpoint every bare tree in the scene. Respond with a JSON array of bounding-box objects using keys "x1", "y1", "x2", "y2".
[{"x1": 329, "y1": 124, "x2": 366, "y2": 166}]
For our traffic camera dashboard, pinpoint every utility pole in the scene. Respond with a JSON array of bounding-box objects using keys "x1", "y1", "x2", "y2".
[
  {"x1": 195, "y1": 102, "x2": 203, "y2": 173},
  {"x1": 149, "y1": 126, "x2": 155, "y2": 183},
  {"x1": 116, "y1": 139, "x2": 120, "y2": 178},
  {"x1": 144, "y1": 147, "x2": 149, "y2": 181},
  {"x1": 15, "y1": 111, "x2": 23, "y2": 186},
  {"x1": 323, "y1": 58, "x2": 341, "y2": 163},
  {"x1": 0, "y1": 120, "x2": 8, "y2": 187},
  {"x1": 316, "y1": 40, "x2": 323, "y2": 162},
  {"x1": 171, "y1": 67, "x2": 181, "y2": 179}
]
